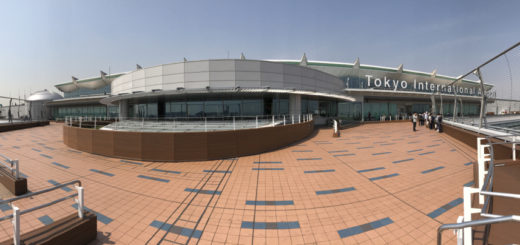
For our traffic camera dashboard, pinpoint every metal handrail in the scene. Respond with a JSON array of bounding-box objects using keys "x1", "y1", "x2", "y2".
[
  {"x1": 0, "y1": 193, "x2": 77, "y2": 222},
  {"x1": 0, "y1": 180, "x2": 81, "y2": 205},
  {"x1": 0, "y1": 180, "x2": 84, "y2": 245},
  {"x1": 0, "y1": 153, "x2": 19, "y2": 179},
  {"x1": 437, "y1": 215, "x2": 520, "y2": 245}
]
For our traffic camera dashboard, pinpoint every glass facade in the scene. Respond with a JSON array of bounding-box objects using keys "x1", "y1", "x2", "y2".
[
  {"x1": 123, "y1": 94, "x2": 364, "y2": 119},
  {"x1": 54, "y1": 105, "x2": 107, "y2": 118},
  {"x1": 63, "y1": 85, "x2": 111, "y2": 98}
]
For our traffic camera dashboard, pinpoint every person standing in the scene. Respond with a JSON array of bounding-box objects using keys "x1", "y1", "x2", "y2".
[
  {"x1": 412, "y1": 113, "x2": 417, "y2": 132},
  {"x1": 437, "y1": 114, "x2": 443, "y2": 133}
]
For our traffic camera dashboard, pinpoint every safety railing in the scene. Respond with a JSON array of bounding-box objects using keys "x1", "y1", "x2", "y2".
[
  {"x1": 0, "y1": 180, "x2": 84, "y2": 245},
  {"x1": 65, "y1": 114, "x2": 314, "y2": 132},
  {"x1": 437, "y1": 134, "x2": 520, "y2": 244},
  {"x1": 0, "y1": 153, "x2": 20, "y2": 179},
  {"x1": 437, "y1": 215, "x2": 520, "y2": 245}
]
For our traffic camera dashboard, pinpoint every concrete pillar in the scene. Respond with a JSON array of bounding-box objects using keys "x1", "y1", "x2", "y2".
[
  {"x1": 289, "y1": 94, "x2": 301, "y2": 115},
  {"x1": 119, "y1": 100, "x2": 128, "y2": 119}
]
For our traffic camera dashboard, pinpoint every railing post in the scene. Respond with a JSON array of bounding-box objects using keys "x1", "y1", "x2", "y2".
[
  {"x1": 513, "y1": 141, "x2": 517, "y2": 161},
  {"x1": 94, "y1": 117, "x2": 97, "y2": 129},
  {"x1": 233, "y1": 116, "x2": 236, "y2": 131},
  {"x1": 13, "y1": 160, "x2": 19, "y2": 179},
  {"x1": 283, "y1": 115, "x2": 286, "y2": 126},
  {"x1": 272, "y1": 115, "x2": 275, "y2": 127},
  {"x1": 75, "y1": 186, "x2": 84, "y2": 219},
  {"x1": 455, "y1": 216, "x2": 464, "y2": 245},
  {"x1": 256, "y1": 116, "x2": 258, "y2": 128},
  {"x1": 298, "y1": 114, "x2": 301, "y2": 123},
  {"x1": 12, "y1": 205, "x2": 20, "y2": 245},
  {"x1": 463, "y1": 187, "x2": 472, "y2": 245},
  {"x1": 79, "y1": 117, "x2": 82, "y2": 128},
  {"x1": 292, "y1": 115, "x2": 294, "y2": 124},
  {"x1": 205, "y1": 117, "x2": 207, "y2": 132}
]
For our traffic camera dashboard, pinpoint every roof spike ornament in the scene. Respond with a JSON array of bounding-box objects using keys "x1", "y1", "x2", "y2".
[
  {"x1": 136, "y1": 64, "x2": 143, "y2": 70},
  {"x1": 240, "y1": 53, "x2": 246, "y2": 60},
  {"x1": 397, "y1": 64, "x2": 403, "y2": 73},
  {"x1": 353, "y1": 57, "x2": 360, "y2": 69},
  {"x1": 100, "y1": 71, "x2": 109, "y2": 84},
  {"x1": 183, "y1": 57, "x2": 187, "y2": 62},
  {"x1": 431, "y1": 69, "x2": 437, "y2": 78},
  {"x1": 300, "y1": 53, "x2": 308, "y2": 66}
]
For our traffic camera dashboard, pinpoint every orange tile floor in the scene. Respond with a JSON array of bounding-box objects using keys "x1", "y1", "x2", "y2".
[{"x1": 0, "y1": 122, "x2": 476, "y2": 244}]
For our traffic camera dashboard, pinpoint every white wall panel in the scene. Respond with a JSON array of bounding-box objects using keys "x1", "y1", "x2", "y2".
[
  {"x1": 209, "y1": 80, "x2": 235, "y2": 88},
  {"x1": 235, "y1": 60, "x2": 260, "y2": 71},
  {"x1": 209, "y1": 71, "x2": 235, "y2": 81},
  {"x1": 132, "y1": 70, "x2": 145, "y2": 80},
  {"x1": 236, "y1": 71, "x2": 261, "y2": 81},
  {"x1": 284, "y1": 74, "x2": 301, "y2": 84},
  {"x1": 260, "y1": 72, "x2": 283, "y2": 82},
  {"x1": 110, "y1": 60, "x2": 346, "y2": 99},
  {"x1": 162, "y1": 82, "x2": 184, "y2": 91},
  {"x1": 185, "y1": 61, "x2": 209, "y2": 73},
  {"x1": 185, "y1": 72, "x2": 209, "y2": 82},
  {"x1": 132, "y1": 79, "x2": 145, "y2": 91},
  {"x1": 301, "y1": 77, "x2": 316, "y2": 87},
  {"x1": 145, "y1": 84, "x2": 163, "y2": 91},
  {"x1": 284, "y1": 64, "x2": 302, "y2": 76},
  {"x1": 260, "y1": 81, "x2": 284, "y2": 89},
  {"x1": 163, "y1": 63, "x2": 184, "y2": 75},
  {"x1": 235, "y1": 80, "x2": 261, "y2": 88},
  {"x1": 145, "y1": 76, "x2": 163, "y2": 89},
  {"x1": 260, "y1": 62, "x2": 283, "y2": 73},
  {"x1": 163, "y1": 74, "x2": 184, "y2": 84},
  {"x1": 145, "y1": 66, "x2": 163, "y2": 77},
  {"x1": 184, "y1": 81, "x2": 210, "y2": 89},
  {"x1": 209, "y1": 60, "x2": 235, "y2": 71}
]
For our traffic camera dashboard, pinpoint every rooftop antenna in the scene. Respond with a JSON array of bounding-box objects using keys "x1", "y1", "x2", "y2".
[{"x1": 240, "y1": 53, "x2": 246, "y2": 60}]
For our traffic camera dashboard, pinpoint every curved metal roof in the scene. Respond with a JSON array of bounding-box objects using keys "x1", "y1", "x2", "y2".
[
  {"x1": 54, "y1": 73, "x2": 125, "y2": 93},
  {"x1": 26, "y1": 90, "x2": 63, "y2": 102}
]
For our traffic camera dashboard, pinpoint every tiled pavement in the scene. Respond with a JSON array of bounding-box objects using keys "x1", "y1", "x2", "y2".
[{"x1": 0, "y1": 122, "x2": 476, "y2": 244}]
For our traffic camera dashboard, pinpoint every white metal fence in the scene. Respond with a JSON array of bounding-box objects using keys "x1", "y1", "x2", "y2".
[{"x1": 65, "y1": 114, "x2": 314, "y2": 132}]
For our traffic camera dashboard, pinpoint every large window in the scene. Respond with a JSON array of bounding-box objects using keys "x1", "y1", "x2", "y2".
[
  {"x1": 204, "y1": 101, "x2": 223, "y2": 117},
  {"x1": 187, "y1": 102, "x2": 204, "y2": 117},
  {"x1": 242, "y1": 99, "x2": 263, "y2": 116},
  {"x1": 54, "y1": 105, "x2": 107, "y2": 118}
]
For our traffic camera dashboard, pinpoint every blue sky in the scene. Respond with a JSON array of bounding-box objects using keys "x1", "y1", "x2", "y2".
[{"x1": 1, "y1": 0, "x2": 519, "y2": 104}]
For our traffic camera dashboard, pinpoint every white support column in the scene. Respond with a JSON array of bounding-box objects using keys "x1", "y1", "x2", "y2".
[
  {"x1": 233, "y1": 116, "x2": 236, "y2": 130},
  {"x1": 12, "y1": 205, "x2": 20, "y2": 245},
  {"x1": 283, "y1": 115, "x2": 286, "y2": 125},
  {"x1": 75, "y1": 186, "x2": 84, "y2": 219},
  {"x1": 292, "y1": 115, "x2": 294, "y2": 124},
  {"x1": 289, "y1": 94, "x2": 301, "y2": 116},
  {"x1": 272, "y1": 115, "x2": 275, "y2": 127}
]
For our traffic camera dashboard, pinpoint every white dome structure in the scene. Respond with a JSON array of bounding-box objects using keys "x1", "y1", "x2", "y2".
[
  {"x1": 27, "y1": 90, "x2": 63, "y2": 102},
  {"x1": 27, "y1": 90, "x2": 63, "y2": 121}
]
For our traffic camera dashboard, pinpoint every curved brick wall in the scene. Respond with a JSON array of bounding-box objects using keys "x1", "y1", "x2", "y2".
[{"x1": 63, "y1": 121, "x2": 314, "y2": 162}]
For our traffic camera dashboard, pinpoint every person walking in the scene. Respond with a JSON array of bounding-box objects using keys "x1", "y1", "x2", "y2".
[
  {"x1": 412, "y1": 113, "x2": 418, "y2": 132},
  {"x1": 437, "y1": 114, "x2": 443, "y2": 133}
]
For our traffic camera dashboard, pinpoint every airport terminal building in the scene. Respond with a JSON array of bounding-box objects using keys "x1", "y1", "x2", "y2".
[{"x1": 47, "y1": 55, "x2": 493, "y2": 124}]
